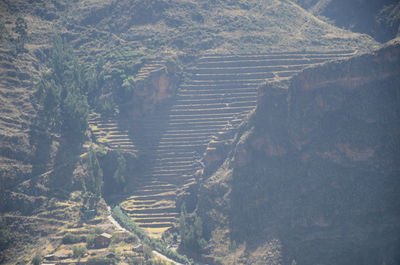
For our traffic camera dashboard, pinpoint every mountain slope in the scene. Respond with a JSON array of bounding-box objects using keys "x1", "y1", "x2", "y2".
[
  {"x1": 0, "y1": 0, "x2": 386, "y2": 263},
  {"x1": 296, "y1": 0, "x2": 400, "y2": 42},
  {"x1": 196, "y1": 38, "x2": 400, "y2": 264}
]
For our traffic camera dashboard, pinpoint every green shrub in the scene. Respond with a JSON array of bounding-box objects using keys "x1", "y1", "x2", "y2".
[
  {"x1": 87, "y1": 256, "x2": 116, "y2": 265},
  {"x1": 62, "y1": 233, "x2": 84, "y2": 244},
  {"x1": 35, "y1": 36, "x2": 89, "y2": 143},
  {"x1": 73, "y1": 245, "x2": 88, "y2": 258},
  {"x1": 13, "y1": 17, "x2": 28, "y2": 54},
  {"x1": 126, "y1": 234, "x2": 138, "y2": 244},
  {"x1": 86, "y1": 233, "x2": 95, "y2": 249},
  {"x1": 112, "y1": 206, "x2": 190, "y2": 264},
  {"x1": 31, "y1": 253, "x2": 41, "y2": 265},
  {"x1": 214, "y1": 257, "x2": 223, "y2": 264},
  {"x1": 0, "y1": 217, "x2": 10, "y2": 250}
]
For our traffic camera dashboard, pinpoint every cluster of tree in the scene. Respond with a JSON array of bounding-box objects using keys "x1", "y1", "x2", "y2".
[
  {"x1": 0, "y1": 16, "x2": 28, "y2": 55},
  {"x1": 33, "y1": 36, "x2": 139, "y2": 196},
  {"x1": 112, "y1": 151, "x2": 127, "y2": 190},
  {"x1": 0, "y1": 216, "x2": 10, "y2": 252},
  {"x1": 112, "y1": 206, "x2": 191, "y2": 264},
  {"x1": 32, "y1": 36, "x2": 106, "y2": 190},
  {"x1": 36, "y1": 36, "x2": 90, "y2": 144},
  {"x1": 178, "y1": 204, "x2": 207, "y2": 253},
  {"x1": 84, "y1": 147, "x2": 127, "y2": 197},
  {"x1": 86, "y1": 149, "x2": 103, "y2": 196}
]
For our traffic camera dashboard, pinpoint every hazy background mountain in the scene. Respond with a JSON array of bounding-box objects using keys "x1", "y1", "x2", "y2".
[{"x1": 295, "y1": 0, "x2": 400, "y2": 42}]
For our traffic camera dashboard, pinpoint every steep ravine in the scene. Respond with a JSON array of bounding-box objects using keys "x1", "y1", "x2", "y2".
[{"x1": 194, "y1": 39, "x2": 400, "y2": 265}]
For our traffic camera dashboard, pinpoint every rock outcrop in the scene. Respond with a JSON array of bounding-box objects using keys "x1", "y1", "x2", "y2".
[{"x1": 196, "y1": 39, "x2": 400, "y2": 264}]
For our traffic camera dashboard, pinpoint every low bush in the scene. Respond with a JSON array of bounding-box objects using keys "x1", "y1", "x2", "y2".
[
  {"x1": 112, "y1": 206, "x2": 191, "y2": 264},
  {"x1": 32, "y1": 253, "x2": 41, "y2": 265},
  {"x1": 62, "y1": 233, "x2": 84, "y2": 244},
  {"x1": 87, "y1": 256, "x2": 116, "y2": 265},
  {"x1": 86, "y1": 233, "x2": 95, "y2": 249},
  {"x1": 73, "y1": 245, "x2": 88, "y2": 258}
]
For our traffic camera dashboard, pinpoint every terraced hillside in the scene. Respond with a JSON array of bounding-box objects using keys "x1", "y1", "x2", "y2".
[
  {"x1": 0, "y1": 48, "x2": 37, "y2": 193},
  {"x1": 135, "y1": 57, "x2": 167, "y2": 82},
  {"x1": 88, "y1": 113, "x2": 137, "y2": 155},
  {"x1": 119, "y1": 50, "x2": 357, "y2": 238}
]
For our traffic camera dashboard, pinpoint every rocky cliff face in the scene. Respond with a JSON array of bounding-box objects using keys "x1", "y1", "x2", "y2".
[{"x1": 196, "y1": 39, "x2": 400, "y2": 264}]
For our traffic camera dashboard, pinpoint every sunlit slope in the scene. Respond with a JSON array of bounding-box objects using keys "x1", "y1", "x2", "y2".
[{"x1": 61, "y1": 0, "x2": 379, "y2": 55}]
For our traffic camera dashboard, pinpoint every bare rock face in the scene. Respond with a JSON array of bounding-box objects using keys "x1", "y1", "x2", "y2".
[
  {"x1": 130, "y1": 59, "x2": 181, "y2": 117},
  {"x1": 196, "y1": 41, "x2": 400, "y2": 265}
]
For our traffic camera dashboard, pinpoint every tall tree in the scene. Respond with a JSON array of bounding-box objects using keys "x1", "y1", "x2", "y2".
[{"x1": 13, "y1": 17, "x2": 27, "y2": 53}]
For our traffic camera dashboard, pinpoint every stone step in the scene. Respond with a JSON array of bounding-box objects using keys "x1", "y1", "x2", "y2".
[
  {"x1": 180, "y1": 82, "x2": 258, "y2": 89},
  {"x1": 153, "y1": 149, "x2": 197, "y2": 155},
  {"x1": 182, "y1": 78, "x2": 265, "y2": 86},
  {"x1": 139, "y1": 183, "x2": 177, "y2": 190},
  {"x1": 153, "y1": 157, "x2": 194, "y2": 163},
  {"x1": 195, "y1": 57, "x2": 347, "y2": 68},
  {"x1": 132, "y1": 213, "x2": 179, "y2": 219},
  {"x1": 124, "y1": 200, "x2": 158, "y2": 206},
  {"x1": 160, "y1": 133, "x2": 211, "y2": 140},
  {"x1": 158, "y1": 138, "x2": 209, "y2": 145},
  {"x1": 154, "y1": 159, "x2": 195, "y2": 166},
  {"x1": 133, "y1": 216, "x2": 177, "y2": 223},
  {"x1": 134, "y1": 222, "x2": 174, "y2": 228},
  {"x1": 189, "y1": 72, "x2": 274, "y2": 80},
  {"x1": 170, "y1": 105, "x2": 255, "y2": 115},
  {"x1": 126, "y1": 194, "x2": 176, "y2": 202},
  {"x1": 168, "y1": 118, "x2": 244, "y2": 127},
  {"x1": 167, "y1": 116, "x2": 232, "y2": 123},
  {"x1": 177, "y1": 92, "x2": 257, "y2": 101},
  {"x1": 152, "y1": 164, "x2": 194, "y2": 170},
  {"x1": 179, "y1": 84, "x2": 258, "y2": 90},
  {"x1": 160, "y1": 135, "x2": 210, "y2": 141},
  {"x1": 108, "y1": 142, "x2": 136, "y2": 147},
  {"x1": 165, "y1": 124, "x2": 227, "y2": 132},
  {"x1": 175, "y1": 95, "x2": 257, "y2": 104},
  {"x1": 154, "y1": 156, "x2": 195, "y2": 162},
  {"x1": 152, "y1": 165, "x2": 197, "y2": 172},
  {"x1": 128, "y1": 190, "x2": 177, "y2": 198},
  {"x1": 178, "y1": 90, "x2": 258, "y2": 98},
  {"x1": 277, "y1": 71, "x2": 300, "y2": 78},
  {"x1": 197, "y1": 51, "x2": 355, "y2": 62},
  {"x1": 166, "y1": 121, "x2": 240, "y2": 129},
  {"x1": 152, "y1": 165, "x2": 197, "y2": 173},
  {"x1": 149, "y1": 170, "x2": 194, "y2": 176},
  {"x1": 108, "y1": 140, "x2": 135, "y2": 144},
  {"x1": 161, "y1": 134, "x2": 214, "y2": 140},
  {"x1": 123, "y1": 200, "x2": 175, "y2": 210},
  {"x1": 169, "y1": 111, "x2": 247, "y2": 119},
  {"x1": 106, "y1": 135, "x2": 132, "y2": 139},
  {"x1": 186, "y1": 64, "x2": 305, "y2": 74},
  {"x1": 152, "y1": 165, "x2": 194, "y2": 171},
  {"x1": 137, "y1": 177, "x2": 195, "y2": 187}
]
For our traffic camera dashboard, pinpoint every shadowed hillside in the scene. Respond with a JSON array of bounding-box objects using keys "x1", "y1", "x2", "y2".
[{"x1": 195, "y1": 38, "x2": 400, "y2": 264}]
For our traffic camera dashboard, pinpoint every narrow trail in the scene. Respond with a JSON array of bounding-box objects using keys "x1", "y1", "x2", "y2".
[{"x1": 106, "y1": 206, "x2": 184, "y2": 265}]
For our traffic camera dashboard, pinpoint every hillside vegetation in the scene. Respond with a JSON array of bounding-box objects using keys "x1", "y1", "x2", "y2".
[{"x1": 0, "y1": 0, "x2": 392, "y2": 264}]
